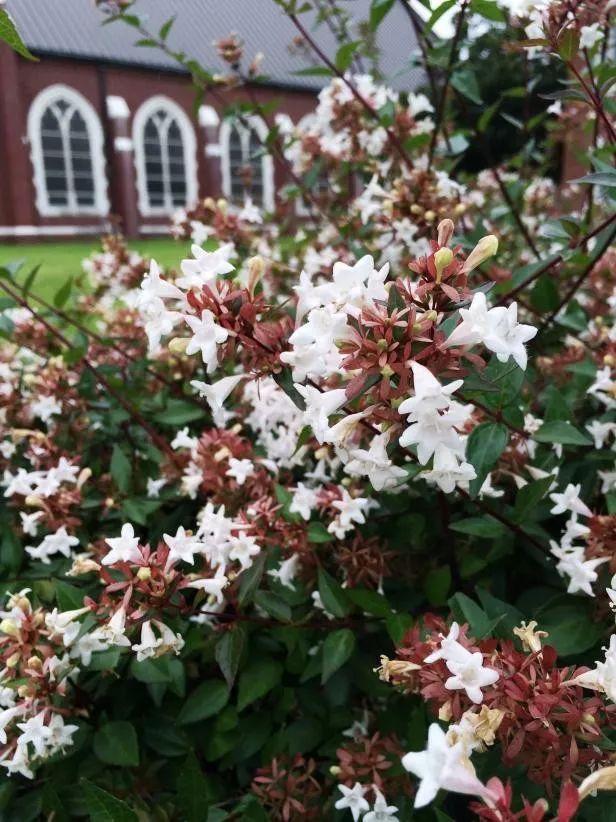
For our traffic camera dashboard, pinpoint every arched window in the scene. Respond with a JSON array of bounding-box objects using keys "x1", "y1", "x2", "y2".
[
  {"x1": 220, "y1": 116, "x2": 274, "y2": 211},
  {"x1": 133, "y1": 96, "x2": 197, "y2": 216},
  {"x1": 27, "y1": 85, "x2": 109, "y2": 217}
]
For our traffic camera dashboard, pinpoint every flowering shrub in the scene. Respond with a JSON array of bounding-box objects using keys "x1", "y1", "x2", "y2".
[{"x1": 0, "y1": 0, "x2": 615, "y2": 819}]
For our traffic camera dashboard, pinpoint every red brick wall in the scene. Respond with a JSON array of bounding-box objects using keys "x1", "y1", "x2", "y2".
[{"x1": 0, "y1": 48, "x2": 317, "y2": 239}]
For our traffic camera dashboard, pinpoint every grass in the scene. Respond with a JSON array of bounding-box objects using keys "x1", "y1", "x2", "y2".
[{"x1": 0, "y1": 238, "x2": 191, "y2": 301}]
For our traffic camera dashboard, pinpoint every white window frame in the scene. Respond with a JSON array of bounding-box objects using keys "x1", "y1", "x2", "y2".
[
  {"x1": 219, "y1": 114, "x2": 274, "y2": 211},
  {"x1": 27, "y1": 84, "x2": 109, "y2": 218},
  {"x1": 133, "y1": 95, "x2": 198, "y2": 217}
]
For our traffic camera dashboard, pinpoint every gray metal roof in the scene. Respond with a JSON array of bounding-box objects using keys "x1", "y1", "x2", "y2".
[{"x1": 5, "y1": 0, "x2": 421, "y2": 90}]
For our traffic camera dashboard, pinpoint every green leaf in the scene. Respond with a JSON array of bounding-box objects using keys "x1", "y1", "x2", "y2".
[
  {"x1": 424, "y1": 567, "x2": 452, "y2": 606},
  {"x1": 557, "y1": 27, "x2": 580, "y2": 61},
  {"x1": 159, "y1": 15, "x2": 175, "y2": 40},
  {"x1": 55, "y1": 580, "x2": 85, "y2": 610},
  {"x1": 53, "y1": 276, "x2": 73, "y2": 308},
  {"x1": 0, "y1": 9, "x2": 38, "y2": 60},
  {"x1": 540, "y1": 602, "x2": 603, "y2": 655},
  {"x1": 426, "y1": 0, "x2": 456, "y2": 31},
  {"x1": 93, "y1": 721, "x2": 139, "y2": 767},
  {"x1": 178, "y1": 679, "x2": 229, "y2": 725},
  {"x1": 307, "y1": 522, "x2": 332, "y2": 543},
  {"x1": 317, "y1": 568, "x2": 351, "y2": 618},
  {"x1": 513, "y1": 476, "x2": 554, "y2": 521},
  {"x1": 471, "y1": 0, "x2": 506, "y2": 21},
  {"x1": 237, "y1": 660, "x2": 283, "y2": 710},
  {"x1": 448, "y1": 592, "x2": 496, "y2": 639},
  {"x1": 572, "y1": 171, "x2": 616, "y2": 187},
  {"x1": 321, "y1": 629, "x2": 355, "y2": 683},
  {"x1": 449, "y1": 517, "x2": 505, "y2": 538},
  {"x1": 81, "y1": 780, "x2": 137, "y2": 822},
  {"x1": 238, "y1": 552, "x2": 266, "y2": 605},
  {"x1": 176, "y1": 751, "x2": 212, "y2": 822},
  {"x1": 253, "y1": 590, "x2": 291, "y2": 622},
  {"x1": 110, "y1": 444, "x2": 132, "y2": 493},
  {"x1": 153, "y1": 398, "x2": 204, "y2": 425},
  {"x1": 451, "y1": 68, "x2": 483, "y2": 105},
  {"x1": 335, "y1": 40, "x2": 361, "y2": 72},
  {"x1": 466, "y1": 422, "x2": 508, "y2": 497},
  {"x1": 345, "y1": 587, "x2": 392, "y2": 617},
  {"x1": 534, "y1": 420, "x2": 592, "y2": 446},
  {"x1": 369, "y1": 0, "x2": 395, "y2": 30},
  {"x1": 215, "y1": 626, "x2": 245, "y2": 688}
]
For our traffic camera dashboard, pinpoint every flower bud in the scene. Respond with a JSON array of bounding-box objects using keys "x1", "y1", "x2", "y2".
[
  {"x1": 168, "y1": 337, "x2": 189, "y2": 354},
  {"x1": 77, "y1": 467, "x2": 92, "y2": 489},
  {"x1": 246, "y1": 255, "x2": 265, "y2": 296},
  {"x1": 434, "y1": 247, "x2": 454, "y2": 283},
  {"x1": 461, "y1": 235, "x2": 499, "y2": 274},
  {"x1": 137, "y1": 567, "x2": 152, "y2": 581},
  {"x1": 6, "y1": 651, "x2": 21, "y2": 667},
  {"x1": 424, "y1": 210, "x2": 436, "y2": 223},
  {"x1": 0, "y1": 619, "x2": 19, "y2": 637},
  {"x1": 214, "y1": 446, "x2": 231, "y2": 463},
  {"x1": 329, "y1": 766, "x2": 342, "y2": 776},
  {"x1": 27, "y1": 656, "x2": 43, "y2": 672},
  {"x1": 24, "y1": 495, "x2": 45, "y2": 509},
  {"x1": 437, "y1": 218, "x2": 455, "y2": 247}
]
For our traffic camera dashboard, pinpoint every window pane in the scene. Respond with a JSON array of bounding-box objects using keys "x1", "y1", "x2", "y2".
[
  {"x1": 41, "y1": 108, "x2": 68, "y2": 206},
  {"x1": 69, "y1": 110, "x2": 95, "y2": 208}
]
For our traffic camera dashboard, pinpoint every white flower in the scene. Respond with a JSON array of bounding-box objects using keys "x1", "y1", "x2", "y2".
[
  {"x1": 445, "y1": 293, "x2": 536, "y2": 370},
  {"x1": 0, "y1": 743, "x2": 33, "y2": 779},
  {"x1": 289, "y1": 482, "x2": 319, "y2": 520},
  {"x1": 184, "y1": 310, "x2": 229, "y2": 372},
  {"x1": 102, "y1": 523, "x2": 142, "y2": 565},
  {"x1": 163, "y1": 526, "x2": 203, "y2": 565},
  {"x1": 550, "y1": 543, "x2": 608, "y2": 597},
  {"x1": 334, "y1": 782, "x2": 369, "y2": 821},
  {"x1": 484, "y1": 302, "x2": 538, "y2": 370},
  {"x1": 343, "y1": 433, "x2": 407, "y2": 491},
  {"x1": 294, "y1": 384, "x2": 347, "y2": 444},
  {"x1": 69, "y1": 632, "x2": 109, "y2": 666},
  {"x1": 95, "y1": 608, "x2": 131, "y2": 648},
  {"x1": 186, "y1": 566, "x2": 229, "y2": 605},
  {"x1": 16, "y1": 711, "x2": 51, "y2": 758},
  {"x1": 586, "y1": 420, "x2": 616, "y2": 450},
  {"x1": 549, "y1": 483, "x2": 592, "y2": 518},
  {"x1": 444, "y1": 652, "x2": 499, "y2": 704},
  {"x1": 30, "y1": 395, "x2": 61, "y2": 423},
  {"x1": 574, "y1": 634, "x2": 616, "y2": 702},
  {"x1": 0, "y1": 707, "x2": 22, "y2": 745},
  {"x1": 19, "y1": 510, "x2": 44, "y2": 537},
  {"x1": 364, "y1": 789, "x2": 399, "y2": 821},
  {"x1": 25, "y1": 527, "x2": 79, "y2": 564},
  {"x1": 131, "y1": 620, "x2": 162, "y2": 661},
  {"x1": 141, "y1": 259, "x2": 184, "y2": 301},
  {"x1": 45, "y1": 713, "x2": 79, "y2": 753},
  {"x1": 402, "y1": 723, "x2": 493, "y2": 808},
  {"x1": 239, "y1": 197, "x2": 263, "y2": 223},
  {"x1": 398, "y1": 362, "x2": 463, "y2": 419},
  {"x1": 147, "y1": 477, "x2": 166, "y2": 498},
  {"x1": 268, "y1": 554, "x2": 300, "y2": 590},
  {"x1": 328, "y1": 488, "x2": 369, "y2": 538},
  {"x1": 44, "y1": 607, "x2": 90, "y2": 647},
  {"x1": 228, "y1": 532, "x2": 261, "y2": 570},
  {"x1": 171, "y1": 427, "x2": 198, "y2": 451},
  {"x1": 422, "y1": 445, "x2": 476, "y2": 494},
  {"x1": 226, "y1": 458, "x2": 255, "y2": 486},
  {"x1": 580, "y1": 23, "x2": 603, "y2": 49},
  {"x1": 424, "y1": 622, "x2": 468, "y2": 664},
  {"x1": 190, "y1": 374, "x2": 244, "y2": 412},
  {"x1": 178, "y1": 244, "x2": 235, "y2": 290}
]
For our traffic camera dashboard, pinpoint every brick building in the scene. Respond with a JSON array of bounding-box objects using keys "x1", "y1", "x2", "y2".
[{"x1": 0, "y1": 0, "x2": 420, "y2": 240}]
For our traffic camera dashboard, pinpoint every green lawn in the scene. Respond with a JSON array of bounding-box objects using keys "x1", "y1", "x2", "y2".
[{"x1": 0, "y1": 238, "x2": 190, "y2": 301}]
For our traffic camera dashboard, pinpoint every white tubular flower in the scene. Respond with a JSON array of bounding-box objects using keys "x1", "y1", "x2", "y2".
[
  {"x1": 402, "y1": 723, "x2": 495, "y2": 808},
  {"x1": 102, "y1": 523, "x2": 142, "y2": 566},
  {"x1": 190, "y1": 374, "x2": 244, "y2": 412},
  {"x1": 184, "y1": 310, "x2": 229, "y2": 373},
  {"x1": 177, "y1": 244, "x2": 235, "y2": 290},
  {"x1": 549, "y1": 483, "x2": 593, "y2": 518}
]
